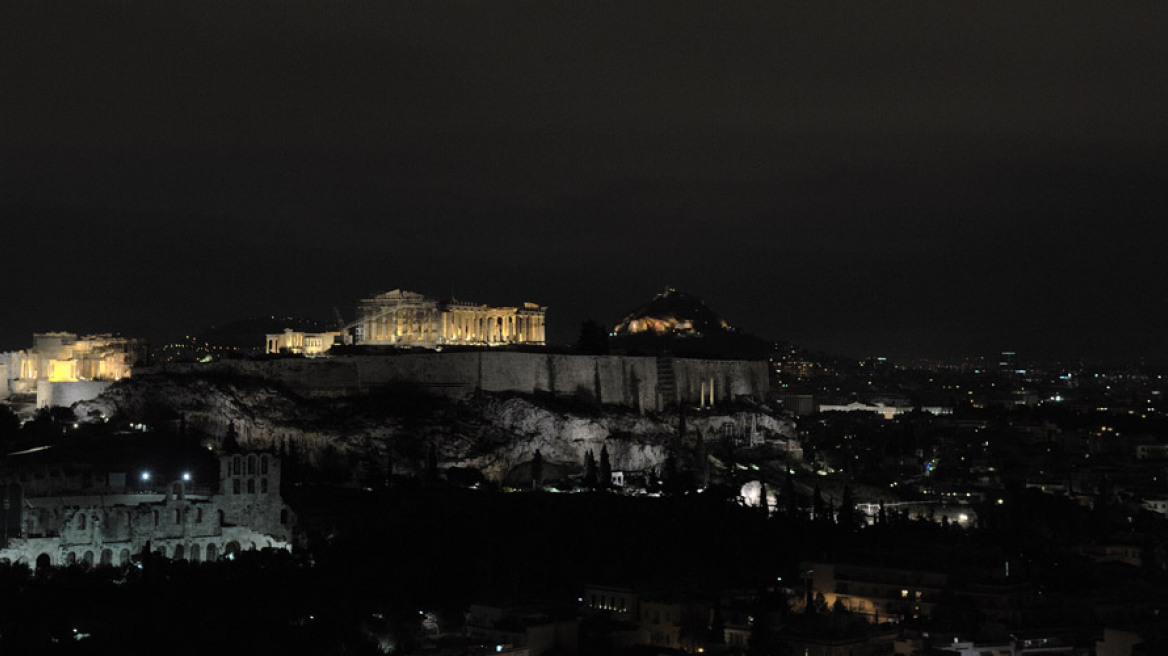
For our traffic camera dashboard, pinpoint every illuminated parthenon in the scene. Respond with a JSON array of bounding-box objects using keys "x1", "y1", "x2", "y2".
[{"x1": 354, "y1": 290, "x2": 546, "y2": 348}]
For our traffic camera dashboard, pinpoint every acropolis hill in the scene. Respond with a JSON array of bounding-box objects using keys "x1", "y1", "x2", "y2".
[
  {"x1": 229, "y1": 288, "x2": 768, "y2": 413},
  {"x1": 61, "y1": 289, "x2": 780, "y2": 487}
]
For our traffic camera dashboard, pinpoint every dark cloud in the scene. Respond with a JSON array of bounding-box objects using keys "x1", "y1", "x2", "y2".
[{"x1": 2, "y1": 2, "x2": 1167, "y2": 361}]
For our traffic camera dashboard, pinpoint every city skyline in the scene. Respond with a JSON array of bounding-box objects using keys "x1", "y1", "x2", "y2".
[{"x1": 3, "y1": 2, "x2": 1167, "y2": 363}]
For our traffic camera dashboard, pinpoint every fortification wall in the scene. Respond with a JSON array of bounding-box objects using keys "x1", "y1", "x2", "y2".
[
  {"x1": 156, "y1": 358, "x2": 359, "y2": 397},
  {"x1": 37, "y1": 380, "x2": 114, "y2": 409},
  {"x1": 154, "y1": 352, "x2": 767, "y2": 412},
  {"x1": 357, "y1": 352, "x2": 480, "y2": 393},
  {"x1": 354, "y1": 352, "x2": 665, "y2": 409},
  {"x1": 673, "y1": 358, "x2": 770, "y2": 404}
]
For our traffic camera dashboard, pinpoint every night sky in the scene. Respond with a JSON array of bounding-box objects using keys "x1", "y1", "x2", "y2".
[{"x1": 3, "y1": 2, "x2": 1167, "y2": 362}]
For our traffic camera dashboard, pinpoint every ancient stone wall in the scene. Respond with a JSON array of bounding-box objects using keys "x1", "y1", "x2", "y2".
[
  {"x1": 36, "y1": 380, "x2": 114, "y2": 409},
  {"x1": 0, "y1": 455, "x2": 292, "y2": 570},
  {"x1": 672, "y1": 358, "x2": 770, "y2": 404},
  {"x1": 154, "y1": 352, "x2": 766, "y2": 413}
]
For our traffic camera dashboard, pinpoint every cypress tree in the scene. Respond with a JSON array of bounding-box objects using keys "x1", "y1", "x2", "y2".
[
  {"x1": 223, "y1": 421, "x2": 240, "y2": 453},
  {"x1": 812, "y1": 483, "x2": 826, "y2": 522},
  {"x1": 838, "y1": 485, "x2": 858, "y2": 529},
  {"x1": 694, "y1": 434, "x2": 709, "y2": 488},
  {"x1": 532, "y1": 449, "x2": 544, "y2": 490},
  {"x1": 599, "y1": 444, "x2": 612, "y2": 490},
  {"x1": 583, "y1": 450, "x2": 598, "y2": 489},
  {"x1": 782, "y1": 473, "x2": 797, "y2": 518},
  {"x1": 425, "y1": 443, "x2": 439, "y2": 485},
  {"x1": 662, "y1": 454, "x2": 678, "y2": 491}
]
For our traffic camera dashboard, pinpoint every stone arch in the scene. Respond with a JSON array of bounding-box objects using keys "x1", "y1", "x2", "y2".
[
  {"x1": 65, "y1": 551, "x2": 77, "y2": 566},
  {"x1": 156, "y1": 545, "x2": 166, "y2": 558},
  {"x1": 205, "y1": 543, "x2": 218, "y2": 561},
  {"x1": 119, "y1": 549, "x2": 131, "y2": 566},
  {"x1": 225, "y1": 541, "x2": 241, "y2": 558},
  {"x1": 35, "y1": 553, "x2": 51, "y2": 570},
  {"x1": 82, "y1": 551, "x2": 94, "y2": 568},
  {"x1": 190, "y1": 544, "x2": 201, "y2": 562},
  {"x1": 249, "y1": 541, "x2": 257, "y2": 551},
  {"x1": 100, "y1": 549, "x2": 113, "y2": 566},
  {"x1": 173, "y1": 544, "x2": 185, "y2": 561}
]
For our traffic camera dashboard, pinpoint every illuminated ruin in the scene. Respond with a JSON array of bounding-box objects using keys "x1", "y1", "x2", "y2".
[
  {"x1": 264, "y1": 328, "x2": 344, "y2": 356},
  {"x1": 262, "y1": 290, "x2": 547, "y2": 355},
  {"x1": 355, "y1": 290, "x2": 546, "y2": 348},
  {"x1": 0, "y1": 453, "x2": 293, "y2": 570},
  {"x1": 0, "y1": 333, "x2": 140, "y2": 408}
]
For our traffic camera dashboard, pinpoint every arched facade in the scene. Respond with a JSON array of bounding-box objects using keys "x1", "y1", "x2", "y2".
[{"x1": 0, "y1": 452, "x2": 294, "y2": 569}]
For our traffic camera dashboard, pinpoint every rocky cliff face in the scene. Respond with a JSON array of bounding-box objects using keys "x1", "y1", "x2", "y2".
[{"x1": 75, "y1": 373, "x2": 796, "y2": 483}]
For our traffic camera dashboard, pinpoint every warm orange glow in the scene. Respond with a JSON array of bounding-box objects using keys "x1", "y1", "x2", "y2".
[
  {"x1": 47, "y1": 359, "x2": 77, "y2": 382},
  {"x1": 15, "y1": 333, "x2": 133, "y2": 384}
]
